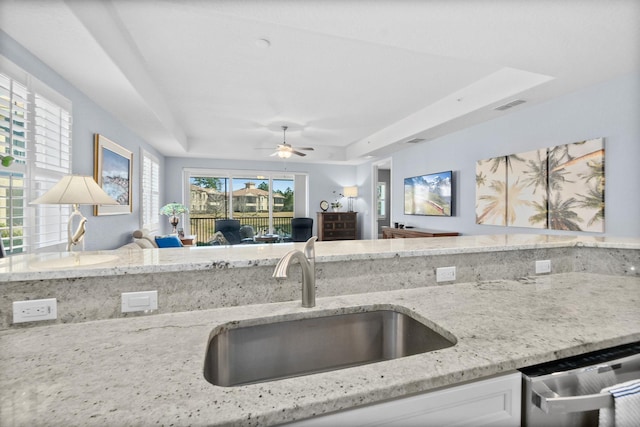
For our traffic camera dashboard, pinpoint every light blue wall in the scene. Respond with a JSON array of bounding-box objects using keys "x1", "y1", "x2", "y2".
[
  {"x1": 1, "y1": 31, "x2": 165, "y2": 250},
  {"x1": 5, "y1": 28, "x2": 638, "y2": 247},
  {"x1": 163, "y1": 157, "x2": 358, "y2": 237},
  {"x1": 370, "y1": 73, "x2": 640, "y2": 238}
]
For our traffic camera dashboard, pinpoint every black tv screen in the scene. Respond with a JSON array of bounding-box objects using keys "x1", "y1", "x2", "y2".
[{"x1": 404, "y1": 170, "x2": 454, "y2": 216}]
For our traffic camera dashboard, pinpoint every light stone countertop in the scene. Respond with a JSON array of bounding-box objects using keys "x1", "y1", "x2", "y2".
[
  {"x1": 1, "y1": 272, "x2": 639, "y2": 426},
  {"x1": 1, "y1": 234, "x2": 639, "y2": 282}
]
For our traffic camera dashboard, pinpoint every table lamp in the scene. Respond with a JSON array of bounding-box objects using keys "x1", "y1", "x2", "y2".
[
  {"x1": 31, "y1": 175, "x2": 118, "y2": 251},
  {"x1": 343, "y1": 186, "x2": 358, "y2": 212},
  {"x1": 160, "y1": 203, "x2": 189, "y2": 233}
]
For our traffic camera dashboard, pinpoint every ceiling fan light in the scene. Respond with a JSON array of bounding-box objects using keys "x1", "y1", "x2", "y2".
[{"x1": 277, "y1": 150, "x2": 293, "y2": 159}]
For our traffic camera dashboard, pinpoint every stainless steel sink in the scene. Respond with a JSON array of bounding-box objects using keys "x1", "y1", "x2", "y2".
[{"x1": 204, "y1": 308, "x2": 456, "y2": 387}]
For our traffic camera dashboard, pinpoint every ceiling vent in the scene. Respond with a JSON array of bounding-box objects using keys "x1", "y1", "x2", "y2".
[
  {"x1": 494, "y1": 99, "x2": 526, "y2": 111},
  {"x1": 405, "y1": 138, "x2": 426, "y2": 144}
]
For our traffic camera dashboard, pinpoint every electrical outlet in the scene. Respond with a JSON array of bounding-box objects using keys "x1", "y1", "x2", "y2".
[
  {"x1": 121, "y1": 290, "x2": 158, "y2": 313},
  {"x1": 13, "y1": 298, "x2": 57, "y2": 323},
  {"x1": 535, "y1": 260, "x2": 552, "y2": 274},
  {"x1": 436, "y1": 266, "x2": 456, "y2": 282}
]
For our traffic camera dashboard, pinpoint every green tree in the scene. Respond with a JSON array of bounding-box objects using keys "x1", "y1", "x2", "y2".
[
  {"x1": 191, "y1": 177, "x2": 222, "y2": 190},
  {"x1": 258, "y1": 182, "x2": 269, "y2": 192},
  {"x1": 280, "y1": 187, "x2": 294, "y2": 211}
]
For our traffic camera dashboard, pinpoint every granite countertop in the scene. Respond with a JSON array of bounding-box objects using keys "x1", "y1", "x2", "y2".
[
  {"x1": 1, "y1": 272, "x2": 639, "y2": 426},
  {"x1": 1, "y1": 234, "x2": 639, "y2": 282}
]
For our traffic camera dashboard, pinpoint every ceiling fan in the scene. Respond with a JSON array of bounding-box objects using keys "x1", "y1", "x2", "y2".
[{"x1": 271, "y1": 126, "x2": 314, "y2": 158}]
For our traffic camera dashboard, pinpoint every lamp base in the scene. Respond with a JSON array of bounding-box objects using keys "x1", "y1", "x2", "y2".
[
  {"x1": 67, "y1": 204, "x2": 87, "y2": 251},
  {"x1": 170, "y1": 216, "x2": 180, "y2": 234}
]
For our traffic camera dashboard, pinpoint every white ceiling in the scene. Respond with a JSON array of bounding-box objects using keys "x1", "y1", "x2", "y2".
[{"x1": 1, "y1": 0, "x2": 638, "y2": 164}]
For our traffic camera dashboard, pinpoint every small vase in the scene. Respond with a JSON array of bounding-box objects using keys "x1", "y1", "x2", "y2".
[{"x1": 332, "y1": 207, "x2": 339, "y2": 212}]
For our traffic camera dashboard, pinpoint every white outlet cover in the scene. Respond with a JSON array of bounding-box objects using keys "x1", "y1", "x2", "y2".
[
  {"x1": 13, "y1": 298, "x2": 57, "y2": 323},
  {"x1": 436, "y1": 266, "x2": 456, "y2": 282},
  {"x1": 535, "y1": 260, "x2": 552, "y2": 274},
  {"x1": 121, "y1": 290, "x2": 158, "y2": 313}
]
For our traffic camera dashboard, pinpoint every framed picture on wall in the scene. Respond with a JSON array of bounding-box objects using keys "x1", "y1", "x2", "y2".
[{"x1": 94, "y1": 134, "x2": 133, "y2": 216}]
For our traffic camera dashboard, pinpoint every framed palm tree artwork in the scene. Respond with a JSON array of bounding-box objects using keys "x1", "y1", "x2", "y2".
[
  {"x1": 506, "y1": 149, "x2": 548, "y2": 229},
  {"x1": 547, "y1": 138, "x2": 605, "y2": 232},
  {"x1": 475, "y1": 156, "x2": 507, "y2": 226}
]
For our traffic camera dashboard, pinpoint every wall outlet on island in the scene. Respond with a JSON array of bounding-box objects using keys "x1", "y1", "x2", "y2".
[
  {"x1": 535, "y1": 260, "x2": 552, "y2": 274},
  {"x1": 121, "y1": 290, "x2": 158, "y2": 313},
  {"x1": 12, "y1": 298, "x2": 57, "y2": 323},
  {"x1": 436, "y1": 266, "x2": 456, "y2": 282}
]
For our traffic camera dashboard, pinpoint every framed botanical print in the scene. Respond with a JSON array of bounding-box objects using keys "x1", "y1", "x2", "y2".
[{"x1": 94, "y1": 134, "x2": 133, "y2": 216}]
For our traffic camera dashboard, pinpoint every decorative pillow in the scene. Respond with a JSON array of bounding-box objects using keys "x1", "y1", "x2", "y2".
[
  {"x1": 135, "y1": 238, "x2": 156, "y2": 249},
  {"x1": 132, "y1": 229, "x2": 158, "y2": 248},
  {"x1": 154, "y1": 235, "x2": 183, "y2": 248}
]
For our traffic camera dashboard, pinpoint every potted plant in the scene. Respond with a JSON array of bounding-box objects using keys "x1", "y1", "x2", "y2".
[
  {"x1": 1, "y1": 155, "x2": 14, "y2": 167},
  {"x1": 331, "y1": 190, "x2": 344, "y2": 212}
]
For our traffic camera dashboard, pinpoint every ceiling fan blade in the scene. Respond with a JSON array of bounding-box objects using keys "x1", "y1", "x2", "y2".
[
  {"x1": 295, "y1": 147, "x2": 314, "y2": 151},
  {"x1": 291, "y1": 150, "x2": 307, "y2": 157}
]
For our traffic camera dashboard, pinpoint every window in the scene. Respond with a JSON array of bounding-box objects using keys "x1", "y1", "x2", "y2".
[
  {"x1": 185, "y1": 169, "x2": 304, "y2": 244},
  {"x1": 377, "y1": 182, "x2": 386, "y2": 219},
  {"x1": 1, "y1": 62, "x2": 71, "y2": 254},
  {"x1": 141, "y1": 149, "x2": 160, "y2": 231}
]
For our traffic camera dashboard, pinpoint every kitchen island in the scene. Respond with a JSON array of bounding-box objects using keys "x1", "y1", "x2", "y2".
[{"x1": 0, "y1": 235, "x2": 639, "y2": 426}]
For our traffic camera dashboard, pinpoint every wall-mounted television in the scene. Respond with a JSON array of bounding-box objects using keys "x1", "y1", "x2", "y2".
[{"x1": 404, "y1": 170, "x2": 454, "y2": 216}]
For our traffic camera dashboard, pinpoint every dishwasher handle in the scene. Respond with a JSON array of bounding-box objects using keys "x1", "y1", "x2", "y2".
[{"x1": 531, "y1": 381, "x2": 613, "y2": 414}]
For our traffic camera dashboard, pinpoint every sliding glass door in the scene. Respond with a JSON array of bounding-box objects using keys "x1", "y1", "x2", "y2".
[{"x1": 186, "y1": 170, "x2": 297, "y2": 245}]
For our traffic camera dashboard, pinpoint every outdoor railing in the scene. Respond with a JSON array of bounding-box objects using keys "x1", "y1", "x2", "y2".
[{"x1": 189, "y1": 215, "x2": 294, "y2": 244}]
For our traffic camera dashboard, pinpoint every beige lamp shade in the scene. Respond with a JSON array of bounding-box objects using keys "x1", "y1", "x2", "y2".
[
  {"x1": 343, "y1": 186, "x2": 358, "y2": 212},
  {"x1": 31, "y1": 175, "x2": 118, "y2": 206},
  {"x1": 343, "y1": 186, "x2": 358, "y2": 198},
  {"x1": 30, "y1": 175, "x2": 118, "y2": 251}
]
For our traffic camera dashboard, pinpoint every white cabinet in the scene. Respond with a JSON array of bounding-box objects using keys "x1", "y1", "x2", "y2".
[{"x1": 287, "y1": 371, "x2": 521, "y2": 426}]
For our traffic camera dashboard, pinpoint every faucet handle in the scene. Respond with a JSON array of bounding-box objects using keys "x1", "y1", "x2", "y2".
[{"x1": 303, "y1": 236, "x2": 318, "y2": 260}]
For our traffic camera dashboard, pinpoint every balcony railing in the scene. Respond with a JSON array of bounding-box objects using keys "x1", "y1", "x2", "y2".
[{"x1": 189, "y1": 215, "x2": 294, "y2": 245}]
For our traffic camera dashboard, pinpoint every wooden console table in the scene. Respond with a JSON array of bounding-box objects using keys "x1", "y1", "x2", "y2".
[{"x1": 382, "y1": 227, "x2": 459, "y2": 239}]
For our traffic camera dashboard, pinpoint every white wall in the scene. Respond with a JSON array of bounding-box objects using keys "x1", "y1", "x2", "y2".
[{"x1": 370, "y1": 73, "x2": 639, "y2": 238}]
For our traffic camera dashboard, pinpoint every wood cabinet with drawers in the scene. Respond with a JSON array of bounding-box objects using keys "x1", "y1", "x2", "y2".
[{"x1": 317, "y1": 212, "x2": 357, "y2": 241}]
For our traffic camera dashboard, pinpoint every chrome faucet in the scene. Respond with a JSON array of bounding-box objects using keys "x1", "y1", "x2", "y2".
[{"x1": 273, "y1": 236, "x2": 318, "y2": 308}]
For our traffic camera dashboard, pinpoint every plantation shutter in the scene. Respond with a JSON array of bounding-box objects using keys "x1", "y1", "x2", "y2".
[
  {"x1": 0, "y1": 62, "x2": 72, "y2": 254},
  {"x1": 31, "y1": 89, "x2": 72, "y2": 249},
  {"x1": 0, "y1": 73, "x2": 29, "y2": 253},
  {"x1": 141, "y1": 149, "x2": 160, "y2": 231}
]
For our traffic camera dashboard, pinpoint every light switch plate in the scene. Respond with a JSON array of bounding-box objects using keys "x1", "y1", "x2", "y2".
[
  {"x1": 121, "y1": 290, "x2": 158, "y2": 313},
  {"x1": 13, "y1": 298, "x2": 57, "y2": 323}
]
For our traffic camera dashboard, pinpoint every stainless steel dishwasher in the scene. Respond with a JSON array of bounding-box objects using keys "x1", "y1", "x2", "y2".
[{"x1": 520, "y1": 341, "x2": 640, "y2": 426}]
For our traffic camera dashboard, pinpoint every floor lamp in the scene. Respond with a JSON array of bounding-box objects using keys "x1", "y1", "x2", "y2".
[{"x1": 31, "y1": 175, "x2": 118, "y2": 251}]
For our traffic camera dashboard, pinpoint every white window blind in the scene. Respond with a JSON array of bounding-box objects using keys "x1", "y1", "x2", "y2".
[
  {"x1": 141, "y1": 149, "x2": 160, "y2": 231},
  {"x1": 0, "y1": 61, "x2": 72, "y2": 254},
  {"x1": 0, "y1": 73, "x2": 29, "y2": 254}
]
